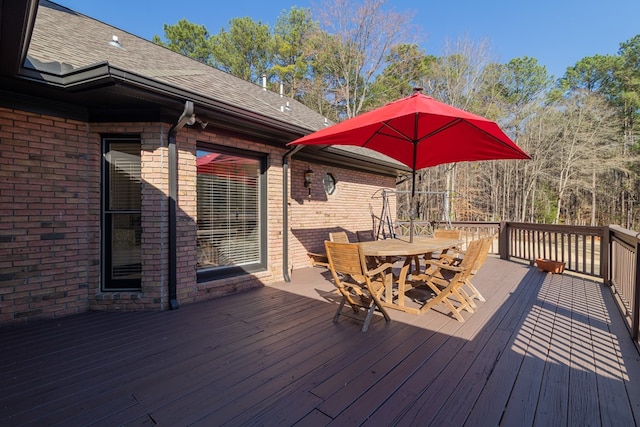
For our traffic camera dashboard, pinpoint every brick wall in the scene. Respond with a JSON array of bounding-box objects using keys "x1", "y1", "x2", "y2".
[
  {"x1": 0, "y1": 107, "x2": 98, "y2": 323},
  {"x1": 288, "y1": 161, "x2": 396, "y2": 270},
  {"x1": 0, "y1": 106, "x2": 397, "y2": 325},
  {"x1": 176, "y1": 128, "x2": 289, "y2": 303}
]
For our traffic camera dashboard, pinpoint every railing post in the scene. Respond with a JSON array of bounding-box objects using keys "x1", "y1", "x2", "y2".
[
  {"x1": 601, "y1": 226, "x2": 611, "y2": 285},
  {"x1": 499, "y1": 221, "x2": 509, "y2": 260},
  {"x1": 633, "y1": 236, "x2": 640, "y2": 342}
]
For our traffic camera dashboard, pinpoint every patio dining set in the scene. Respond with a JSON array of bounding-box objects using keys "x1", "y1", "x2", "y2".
[{"x1": 320, "y1": 230, "x2": 493, "y2": 332}]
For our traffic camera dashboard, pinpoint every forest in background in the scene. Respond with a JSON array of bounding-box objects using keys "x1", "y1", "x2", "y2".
[{"x1": 152, "y1": 0, "x2": 640, "y2": 229}]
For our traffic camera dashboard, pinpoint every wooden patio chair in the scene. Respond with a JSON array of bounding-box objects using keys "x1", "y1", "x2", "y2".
[
  {"x1": 461, "y1": 237, "x2": 491, "y2": 303},
  {"x1": 431, "y1": 229, "x2": 462, "y2": 260},
  {"x1": 414, "y1": 228, "x2": 462, "y2": 277},
  {"x1": 329, "y1": 231, "x2": 368, "y2": 282},
  {"x1": 305, "y1": 231, "x2": 350, "y2": 268},
  {"x1": 433, "y1": 229, "x2": 462, "y2": 239},
  {"x1": 329, "y1": 231, "x2": 350, "y2": 243},
  {"x1": 356, "y1": 230, "x2": 376, "y2": 242},
  {"x1": 357, "y1": 229, "x2": 381, "y2": 268},
  {"x1": 324, "y1": 241, "x2": 392, "y2": 332},
  {"x1": 437, "y1": 236, "x2": 491, "y2": 304},
  {"x1": 418, "y1": 238, "x2": 483, "y2": 322}
]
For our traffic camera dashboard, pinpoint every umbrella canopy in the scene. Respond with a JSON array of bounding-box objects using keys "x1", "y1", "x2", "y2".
[{"x1": 288, "y1": 89, "x2": 530, "y2": 241}]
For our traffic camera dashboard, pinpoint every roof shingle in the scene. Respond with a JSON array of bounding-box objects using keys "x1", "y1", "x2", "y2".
[{"x1": 28, "y1": 1, "x2": 328, "y2": 132}]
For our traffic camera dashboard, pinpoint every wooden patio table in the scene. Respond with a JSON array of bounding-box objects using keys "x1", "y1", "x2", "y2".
[{"x1": 359, "y1": 236, "x2": 463, "y2": 314}]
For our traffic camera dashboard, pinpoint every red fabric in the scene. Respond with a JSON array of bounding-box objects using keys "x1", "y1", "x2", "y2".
[{"x1": 289, "y1": 92, "x2": 530, "y2": 170}]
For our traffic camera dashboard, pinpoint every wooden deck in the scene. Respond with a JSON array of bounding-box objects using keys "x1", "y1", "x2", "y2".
[{"x1": 1, "y1": 257, "x2": 639, "y2": 426}]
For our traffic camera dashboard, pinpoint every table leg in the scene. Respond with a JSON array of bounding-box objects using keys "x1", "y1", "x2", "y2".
[
  {"x1": 380, "y1": 256, "x2": 421, "y2": 315},
  {"x1": 384, "y1": 268, "x2": 393, "y2": 303},
  {"x1": 396, "y1": 259, "x2": 411, "y2": 308}
]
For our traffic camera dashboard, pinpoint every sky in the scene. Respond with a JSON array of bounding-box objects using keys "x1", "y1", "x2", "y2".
[{"x1": 54, "y1": 0, "x2": 639, "y2": 79}]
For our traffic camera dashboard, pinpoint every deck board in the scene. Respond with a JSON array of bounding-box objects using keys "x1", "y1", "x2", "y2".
[
  {"x1": 1, "y1": 257, "x2": 639, "y2": 426},
  {"x1": 567, "y1": 277, "x2": 600, "y2": 427},
  {"x1": 534, "y1": 273, "x2": 571, "y2": 427},
  {"x1": 456, "y1": 268, "x2": 544, "y2": 426},
  {"x1": 388, "y1": 264, "x2": 540, "y2": 426},
  {"x1": 426, "y1": 271, "x2": 544, "y2": 426}
]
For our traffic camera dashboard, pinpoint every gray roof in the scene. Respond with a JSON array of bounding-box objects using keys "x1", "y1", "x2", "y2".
[
  {"x1": 27, "y1": 1, "x2": 328, "y2": 132},
  {"x1": 14, "y1": 1, "x2": 405, "y2": 173}
]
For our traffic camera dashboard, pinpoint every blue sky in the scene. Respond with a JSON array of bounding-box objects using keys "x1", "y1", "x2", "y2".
[{"x1": 55, "y1": 0, "x2": 639, "y2": 79}]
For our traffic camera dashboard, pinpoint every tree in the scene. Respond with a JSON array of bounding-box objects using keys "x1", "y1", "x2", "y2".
[
  {"x1": 209, "y1": 17, "x2": 272, "y2": 84},
  {"x1": 560, "y1": 54, "x2": 619, "y2": 93},
  {"x1": 547, "y1": 91, "x2": 622, "y2": 224},
  {"x1": 422, "y1": 37, "x2": 497, "y2": 114},
  {"x1": 271, "y1": 7, "x2": 318, "y2": 98},
  {"x1": 370, "y1": 43, "x2": 436, "y2": 105},
  {"x1": 310, "y1": 0, "x2": 417, "y2": 119},
  {"x1": 152, "y1": 19, "x2": 213, "y2": 64},
  {"x1": 418, "y1": 38, "x2": 503, "y2": 222},
  {"x1": 491, "y1": 57, "x2": 553, "y2": 221},
  {"x1": 616, "y1": 35, "x2": 640, "y2": 150}
]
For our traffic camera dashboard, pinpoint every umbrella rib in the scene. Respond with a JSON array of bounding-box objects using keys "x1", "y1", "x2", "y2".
[
  {"x1": 417, "y1": 118, "x2": 463, "y2": 142},
  {"x1": 378, "y1": 121, "x2": 414, "y2": 142}
]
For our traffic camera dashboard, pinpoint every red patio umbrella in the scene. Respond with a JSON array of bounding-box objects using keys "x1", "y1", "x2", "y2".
[{"x1": 288, "y1": 88, "x2": 530, "y2": 241}]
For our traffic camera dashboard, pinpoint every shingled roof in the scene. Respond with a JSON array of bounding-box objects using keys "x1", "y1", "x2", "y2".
[
  {"x1": 23, "y1": 1, "x2": 326, "y2": 133},
  {"x1": 1, "y1": 0, "x2": 405, "y2": 173}
]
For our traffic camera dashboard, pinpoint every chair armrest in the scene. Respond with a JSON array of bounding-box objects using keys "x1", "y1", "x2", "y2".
[
  {"x1": 439, "y1": 248, "x2": 465, "y2": 259},
  {"x1": 428, "y1": 259, "x2": 465, "y2": 273},
  {"x1": 367, "y1": 262, "x2": 394, "y2": 276}
]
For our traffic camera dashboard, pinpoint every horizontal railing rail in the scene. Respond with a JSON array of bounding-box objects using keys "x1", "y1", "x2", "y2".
[{"x1": 447, "y1": 221, "x2": 501, "y2": 253}]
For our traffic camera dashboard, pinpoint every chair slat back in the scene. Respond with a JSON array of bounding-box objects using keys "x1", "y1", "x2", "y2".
[
  {"x1": 473, "y1": 237, "x2": 492, "y2": 271},
  {"x1": 329, "y1": 231, "x2": 349, "y2": 243},
  {"x1": 458, "y1": 239, "x2": 483, "y2": 274},
  {"x1": 325, "y1": 241, "x2": 364, "y2": 277},
  {"x1": 434, "y1": 229, "x2": 462, "y2": 239},
  {"x1": 356, "y1": 230, "x2": 376, "y2": 242}
]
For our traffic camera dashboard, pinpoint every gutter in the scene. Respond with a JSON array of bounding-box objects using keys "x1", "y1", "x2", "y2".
[
  {"x1": 282, "y1": 145, "x2": 305, "y2": 282},
  {"x1": 0, "y1": 0, "x2": 39, "y2": 76},
  {"x1": 166, "y1": 100, "x2": 195, "y2": 309},
  {"x1": 18, "y1": 61, "x2": 319, "y2": 136}
]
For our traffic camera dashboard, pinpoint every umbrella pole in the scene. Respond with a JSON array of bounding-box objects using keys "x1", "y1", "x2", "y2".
[
  {"x1": 410, "y1": 126, "x2": 418, "y2": 243},
  {"x1": 410, "y1": 171, "x2": 416, "y2": 243}
]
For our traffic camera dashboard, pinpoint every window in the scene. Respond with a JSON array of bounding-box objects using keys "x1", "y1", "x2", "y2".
[
  {"x1": 196, "y1": 146, "x2": 266, "y2": 279},
  {"x1": 323, "y1": 173, "x2": 337, "y2": 195},
  {"x1": 102, "y1": 137, "x2": 142, "y2": 290}
]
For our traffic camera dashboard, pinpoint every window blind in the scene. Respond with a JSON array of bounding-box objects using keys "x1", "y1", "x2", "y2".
[{"x1": 196, "y1": 150, "x2": 261, "y2": 269}]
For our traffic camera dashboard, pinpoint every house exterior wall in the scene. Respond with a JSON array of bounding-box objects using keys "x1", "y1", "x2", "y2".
[
  {"x1": 0, "y1": 106, "x2": 396, "y2": 326},
  {"x1": 175, "y1": 126, "x2": 291, "y2": 302},
  {"x1": 288, "y1": 161, "x2": 396, "y2": 269},
  {"x1": 0, "y1": 107, "x2": 99, "y2": 323}
]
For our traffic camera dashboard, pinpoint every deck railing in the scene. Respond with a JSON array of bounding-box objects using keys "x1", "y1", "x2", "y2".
[
  {"x1": 500, "y1": 222, "x2": 605, "y2": 277},
  {"x1": 405, "y1": 220, "x2": 639, "y2": 349},
  {"x1": 606, "y1": 225, "x2": 640, "y2": 342}
]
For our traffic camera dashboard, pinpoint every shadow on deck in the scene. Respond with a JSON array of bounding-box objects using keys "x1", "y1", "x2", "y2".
[{"x1": 1, "y1": 258, "x2": 639, "y2": 426}]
